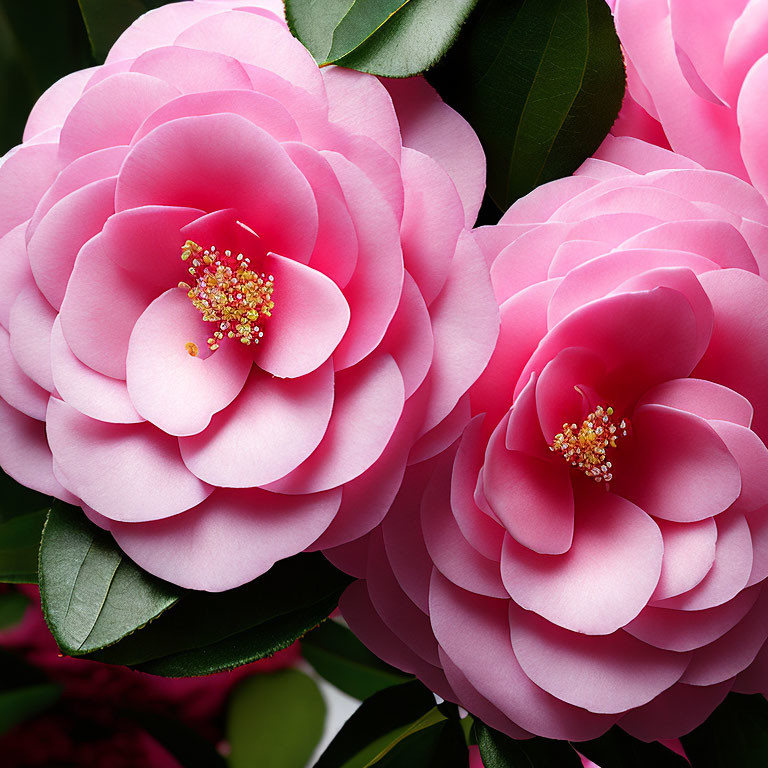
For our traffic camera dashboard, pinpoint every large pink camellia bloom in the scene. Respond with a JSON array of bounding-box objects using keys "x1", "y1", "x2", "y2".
[
  {"x1": 0, "y1": 0, "x2": 498, "y2": 590},
  {"x1": 332, "y1": 136, "x2": 768, "y2": 741},
  {"x1": 611, "y1": 0, "x2": 768, "y2": 198}
]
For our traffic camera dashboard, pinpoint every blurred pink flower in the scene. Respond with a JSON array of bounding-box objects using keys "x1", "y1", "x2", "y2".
[
  {"x1": 333, "y1": 135, "x2": 768, "y2": 741},
  {"x1": 0, "y1": 0, "x2": 498, "y2": 590}
]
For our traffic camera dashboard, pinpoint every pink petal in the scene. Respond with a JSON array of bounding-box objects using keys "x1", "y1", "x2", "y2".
[
  {"x1": 50, "y1": 317, "x2": 143, "y2": 424},
  {"x1": 58, "y1": 73, "x2": 180, "y2": 165},
  {"x1": 613, "y1": 404, "x2": 741, "y2": 523},
  {"x1": 46, "y1": 397, "x2": 211, "y2": 521},
  {"x1": 23, "y1": 68, "x2": 93, "y2": 141},
  {"x1": 0, "y1": 326, "x2": 49, "y2": 420},
  {"x1": 110, "y1": 486, "x2": 341, "y2": 591},
  {"x1": 0, "y1": 224, "x2": 35, "y2": 328},
  {"x1": 383, "y1": 77, "x2": 485, "y2": 227},
  {"x1": 652, "y1": 517, "x2": 717, "y2": 601},
  {"x1": 323, "y1": 534, "x2": 370, "y2": 579},
  {"x1": 483, "y1": 414, "x2": 574, "y2": 555},
  {"x1": 430, "y1": 572, "x2": 616, "y2": 740},
  {"x1": 746, "y1": 504, "x2": 768, "y2": 587},
  {"x1": 9, "y1": 287, "x2": 57, "y2": 394},
  {"x1": 179, "y1": 362, "x2": 333, "y2": 487},
  {"x1": 321, "y1": 152, "x2": 403, "y2": 370},
  {"x1": 739, "y1": 54, "x2": 768, "y2": 201},
  {"x1": 508, "y1": 603, "x2": 690, "y2": 714},
  {"x1": 502, "y1": 490, "x2": 662, "y2": 635},
  {"x1": 409, "y1": 392, "x2": 471, "y2": 465},
  {"x1": 116, "y1": 113, "x2": 318, "y2": 263},
  {"x1": 254, "y1": 253, "x2": 349, "y2": 378},
  {"x1": 127, "y1": 289, "x2": 253, "y2": 436},
  {"x1": 501, "y1": 176, "x2": 599, "y2": 226},
  {"x1": 265, "y1": 353, "x2": 405, "y2": 493},
  {"x1": 27, "y1": 177, "x2": 117, "y2": 310}
]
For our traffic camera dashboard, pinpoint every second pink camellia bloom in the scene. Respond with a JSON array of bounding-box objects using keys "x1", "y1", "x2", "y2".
[
  {"x1": 335, "y1": 136, "x2": 768, "y2": 741},
  {"x1": 0, "y1": 0, "x2": 499, "y2": 590}
]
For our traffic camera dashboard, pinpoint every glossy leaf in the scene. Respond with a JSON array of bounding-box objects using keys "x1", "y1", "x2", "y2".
[
  {"x1": 0, "y1": 509, "x2": 46, "y2": 583},
  {"x1": 681, "y1": 693, "x2": 768, "y2": 767},
  {"x1": 39, "y1": 503, "x2": 182, "y2": 656},
  {"x1": 476, "y1": 721, "x2": 582, "y2": 768},
  {"x1": 228, "y1": 668, "x2": 326, "y2": 768},
  {"x1": 577, "y1": 726, "x2": 689, "y2": 768},
  {"x1": 0, "y1": 684, "x2": 61, "y2": 735},
  {"x1": 302, "y1": 619, "x2": 411, "y2": 700},
  {"x1": 428, "y1": 0, "x2": 625, "y2": 209},
  {"x1": 286, "y1": 0, "x2": 479, "y2": 76}
]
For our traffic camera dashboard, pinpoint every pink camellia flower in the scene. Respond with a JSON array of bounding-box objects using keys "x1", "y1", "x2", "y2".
[
  {"x1": 332, "y1": 135, "x2": 768, "y2": 741},
  {"x1": 611, "y1": 0, "x2": 768, "y2": 199},
  {"x1": 0, "y1": 0, "x2": 498, "y2": 590}
]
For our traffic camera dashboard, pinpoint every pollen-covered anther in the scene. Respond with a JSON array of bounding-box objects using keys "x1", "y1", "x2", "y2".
[
  {"x1": 180, "y1": 240, "x2": 274, "y2": 352},
  {"x1": 549, "y1": 405, "x2": 628, "y2": 483}
]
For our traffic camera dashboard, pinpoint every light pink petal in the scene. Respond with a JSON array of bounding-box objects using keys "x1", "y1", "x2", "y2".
[
  {"x1": 179, "y1": 362, "x2": 333, "y2": 487},
  {"x1": 508, "y1": 603, "x2": 690, "y2": 714},
  {"x1": 408, "y1": 392, "x2": 471, "y2": 465},
  {"x1": 0, "y1": 398, "x2": 77, "y2": 501},
  {"x1": 254, "y1": 253, "x2": 349, "y2": 378},
  {"x1": 483, "y1": 414, "x2": 574, "y2": 555},
  {"x1": 625, "y1": 587, "x2": 759, "y2": 653},
  {"x1": 451, "y1": 416, "x2": 505, "y2": 561},
  {"x1": 418, "y1": 231, "x2": 499, "y2": 436},
  {"x1": 175, "y1": 10, "x2": 324, "y2": 97},
  {"x1": 640, "y1": 378, "x2": 754, "y2": 428},
  {"x1": 739, "y1": 54, "x2": 768, "y2": 201},
  {"x1": 8, "y1": 287, "x2": 57, "y2": 394},
  {"x1": 547, "y1": 240, "x2": 613, "y2": 279},
  {"x1": 618, "y1": 681, "x2": 730, "y2": 741},
  {"x1": 383, "y1": 77, "x2": 485, "y2": 227},
  {"x1": 46, "y1": 397, "x2": 211, "y2": 521},
  {"x1": 502, "y1": 490, "x2": 662, "y2": 635},
  {"x1": 28, "y1": 177, "x2": 117, "y2": 310},
  {"x1": 282, "y1": 142, "x2": 357, "y2": 288},
  {"x1": 0, "y1": 224, "x2": 35, "y2": 328},
  {"x1": 422, "y1": 450, "x2": 507, "y2": 598},
  {"x1": 127, "y1": 289, "x2": 253, "y2": 435},
  {"x1": 23, "y1": 68, "x2": 93, "y2": 141},
  {"x1": 399, "y1": 148, "x2": 463, "y2": 306},
  {"x1": 652, "y1": 517, "x2": 717, "y2": 601},
  {"x1": 321, "y1": 67, "x2": 401, "y2": 162},
  {"x1": 116, "y1": 113, "x2": 318, "y2": 263},
  {"x1": 501, "y1": 176, "x2": 599, "y2": 226},
  {"x1": 612, "y1": 404, "x2": 741, "y2": 523},
  {"x1": 0, "y1": 142, "x2": 59, "y2": 239},
  {"x1": 59, "y1": 235, "x2": 157, "y2": 380},
  {"x1": 321, "y1": 152, "x2": 403, "y2": 370},
  {"x1": 50, "y1": 317, "x2": 143, "y2": 424},
  {"x1": 58, "y1": 73, "x2": 180, "y2": 165},
  {"x1": 654, "y1": 509, "x2": 753, "y2": 611},
  {"x1": 681, "y1": 587, "x2": 768, "y2": 685},
  {"x1": 0, "y1": 326, "x2": 49, "y2": 420},
  {"x1": 130, "y1": 45, "x2": 252, "y2": 93},
  {"x1": 266, "y1": 353, "x2": 405, "y2": 493},
  {"x1": 110, "y1": 486, "x2": 341, "y2": 591},
  {"x1": 694, "y1": 270, "x2": 768, "y2": 440},
  {"x1": 429, "y1": 572, "x2": 616, "y2": 740}
]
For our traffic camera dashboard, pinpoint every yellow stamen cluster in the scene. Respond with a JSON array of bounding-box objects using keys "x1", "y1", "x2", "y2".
[
  {"x1": 179, "y1": 240, "x2": 274, "y2": 352},
  {"x1": 549, "y1": 405, "x2": 627, "y2": 482}
]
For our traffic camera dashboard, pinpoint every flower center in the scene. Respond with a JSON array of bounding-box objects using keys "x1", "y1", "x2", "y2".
[
  {"x1": 549, "y1": 405, "x2": 628, "y2": 482},
  {"x1": 179, "y1": 240, "x2": 274, "y2": 353}
]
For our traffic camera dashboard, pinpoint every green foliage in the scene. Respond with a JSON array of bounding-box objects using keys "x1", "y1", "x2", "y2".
[
  {"x1": 285, "y1": 0, "x2": 479, "y2": 77},
  {"x1": 0, "y1": 589, "x2": 29, "y2": 630},
  {"x1": 0, "y1": 509, "x2": 47, "y2": 583},
  {"x1": 475, "y1": 721, "x2": 582, "y2": 767}
]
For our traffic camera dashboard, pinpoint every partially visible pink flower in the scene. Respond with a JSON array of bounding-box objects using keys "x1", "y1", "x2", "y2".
[
  {"x1": 611, "y1": 0, "x2": 768, "y2": 198},
  {"x1": 332, "y1": 135, "x2": 768, "y2": 741},
  {"x1": 0, "y1": 1, "x2": 498, "y2": 590}
]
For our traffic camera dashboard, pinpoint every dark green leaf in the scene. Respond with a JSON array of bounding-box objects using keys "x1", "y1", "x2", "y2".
[
  {"x1": 476, "y1": 721, "x2": 582, "y2": 768},
  {"x1": 39, "y1": 502, "x2": 182, "y2": 656},
  {"x1": 576, "y1": 726, "x2": 689, "y2": 768},
  {"x1": 681, "y1": 693, "x2": 768, "y2": 767},
  {"x1": 0, "y1": 590, "x2": 29, "y2": 630},
  {"x1": 314, "y1": 680, "x2": 437, "y2": 768},
  {"x1": 0, "y1": 509, "x2": 46, "y2": 583},
  {"x1": 0, "y1": 471, "x2": 50, "y2": 523},
  {"x1": 302, "y1": 619, "x2": 411, "y2": 699},
  {"x1": 0, "y1": 683, "x2": 62, "y2": 735},
  {"x1": 286, "y1": 0, "x2": 479, "y2": 76},
  {"x1": 228, "y1": 668, "x2": 326, "y2": 768},
  {"x1": 428, "y1": 0, "x2": 626, "y2": 209},
  {"x1": 85, "y1": 552, "x2": 351, "y2": 676},
  {"x1": 77, "y1": 0, "x2": 181, "y2": 63}
]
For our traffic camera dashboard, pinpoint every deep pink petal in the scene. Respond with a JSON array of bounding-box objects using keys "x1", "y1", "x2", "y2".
[
  {"x1": 179, "y1": 362, "x2": 333, "y2": 487},
  {"x1": 746, "y1": 504, "x2": 768, "y2": 587},
  {"x1": 110, "y1": 486, "x2": 341, "y2": 591},
  {"x1": 46, "y1": 397, "x2": 211, "y2": 521}
]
